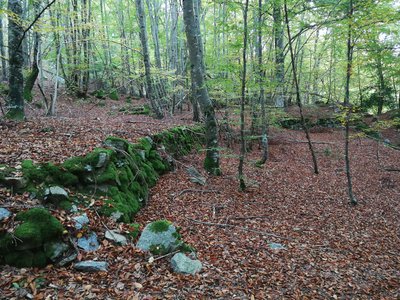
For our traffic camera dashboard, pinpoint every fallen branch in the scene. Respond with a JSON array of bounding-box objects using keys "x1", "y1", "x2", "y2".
[
  {"x1": 186, "y1": 217, "x2": 289, "y2": 240},
  {"x1": 228, "y1": 215, "x2": 269, "y2": 221},
  {"x1": 173, "y1": 188, "x2": 220, "y2": 200},
  {"x1": 152, "y1": 250, "x2": 180, "y2": 262},
  {"x1": 284, "y1": 138, "x2": 336, "y2": 145}
]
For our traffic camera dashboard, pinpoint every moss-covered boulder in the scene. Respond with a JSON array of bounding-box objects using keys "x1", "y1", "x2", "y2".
[
  {"x1": 136, "y1": 220, "x2": 179, "y2": 254},
  {"x1": 0, "y1": 208, "x2": 65, "y2": 268}
]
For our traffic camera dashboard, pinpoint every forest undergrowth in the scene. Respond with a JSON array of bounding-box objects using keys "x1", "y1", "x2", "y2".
[{"x1": 0, "y1": 95, "x2": 399, "y2": 299}]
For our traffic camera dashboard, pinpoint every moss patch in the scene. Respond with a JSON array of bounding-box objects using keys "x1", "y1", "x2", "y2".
[{"x1": 149, "y1": 219, "x2": 172, "y2": 233}]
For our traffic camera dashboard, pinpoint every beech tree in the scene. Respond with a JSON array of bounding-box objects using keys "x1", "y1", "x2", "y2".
[{"x1": 183, "y1": 0, "x2": 220, "y2": 175}]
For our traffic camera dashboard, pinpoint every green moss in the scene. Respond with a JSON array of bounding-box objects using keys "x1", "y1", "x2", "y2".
[
  {"x1": 127, "y1": 223, "x2": 140, "y2": 240},
  {"x1": 204, "y1": 156, "x2": 221, "y2": 176},
  {"x1": 149, "y1": 220, "x2": 171, "y2": 233},
  {"x1": 15, "y1": 208, "x2": 64, "y2": 242},
  {"x1": 58, "y1": 200, "x2": 73, "y2": 211},
  {"x1": 14, "y1": 223, "x2": 42, "y2": 249},
  {"x1": 22, "y1": 160, "x2": 79, "y2": 186},
  {"x1": 4, "y1": 250, "x2": 47, "y2": 268},
  {"x1": 149, "y1": 244, "x2": 169, "y2": 255},
  {"x1": 99, "y1": 187, "x2": 140, "y2": 222},
  {"x1": 109, "y1": 90, "x2": 119, "y2": 101},
  {"x1": 96, "y1": 163, "x2": 118, "y2": 184},
  {"x1": 94, "y1": 89, "x2": 105, "y2": 99}
]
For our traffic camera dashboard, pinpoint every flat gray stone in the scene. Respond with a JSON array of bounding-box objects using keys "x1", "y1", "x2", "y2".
[
  {"x1": 105, "y1": 230, "x2": 127, "y2": 245},
  {"x1": 136, "y1": 221, "x2": 178, "y2": 253},
  {"x1": 44, "y1": 186, "x2": 69, "y2": 203},
  {"x1": 74, "y1": 261, "x2": 108, "y2": 272},
  {"x1": 73, "y1": 213, "x2": 89, "y2": 230},
  {"x1": 268, "y1": 242, "x2": 286, "y2": 250},
  {"x1": 77, "y1": 232, "x2": 99, "y2": 252},
  {"x1": 0, "y1": 208, "x2": 11, "y2": 221},
  {"x1": 171, "y1": 253, "x2": 202, "y2": 275}
]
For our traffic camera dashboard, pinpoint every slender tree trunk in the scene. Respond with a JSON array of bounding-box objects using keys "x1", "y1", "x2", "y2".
[
  {"x1": 49, "y1": 39, "x2": 61, "y2": 116},
  {"x1": 284, "y1": 0, "x2": 319, "y2": 174},
  {"x1": 183, "y1": 0, "x2": 220, "y2": 175},
  {"x1": 23, "y1": 1, "x2": 41, "y2": 102},
  {"x1": 258, "y1": 0, "x2": 268, "y2": 164},
  {"x1": 273, "y1": 0, "x2": 285, "y2": 108},
  {"x1": 81, "y1": 0, "x2": 90, "y2": 96},
  {"x1": 135, "y1": 0, "x2": 164, "y2": 119},
  {"x1": 376, "y1": 53, "x2": 386, "y2": 115},
  {"x1": 0, "y1": 1, "x2": 7, "y2": 81},
  {"x1": 343, "y1": 0, "x2": 357, "y2": 205},
  {"x1": 146, "y1": 0, "x2": 162, "y2": 69},
  {"x1": 238, "y1": 0, "x2": 249, "y2": 191},
  {"x1": 7, "y1": 0, "x2": 24, "y2": 120}
]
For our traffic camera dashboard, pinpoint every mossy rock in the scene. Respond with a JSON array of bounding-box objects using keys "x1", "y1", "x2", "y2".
[
  {"x1": 4, "y1": 250, "x2": 47, "y2": 268},
  {"x1": 0, "y1": 208, "x2": 64, "y2": 268},
  {"x1": 94, "y1": 89, "x2": 106, "y2": 99},
  {"x1": 22, "y1": 160, "x2": 79, "y2": 186}
]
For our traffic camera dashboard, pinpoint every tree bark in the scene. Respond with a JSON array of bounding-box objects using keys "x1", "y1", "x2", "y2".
[
  {"x1": 7, "y1": 0, "x2": 25, "y2": 120},
  {"x1": 183, "y1": 0, "x2": 220, "y2": 175},
  {"x1": 238, "y1": 0, "x2": 250, "y2": 191},
  {"x1": 343, "y1": 0, "x2": 357, "y2": 205},
  {"x1": 0, "y1": 0, "x2": 7, "y2": 81},
  {"x1": 273, "y1": 0, "x2": 285, "y2": 108}
]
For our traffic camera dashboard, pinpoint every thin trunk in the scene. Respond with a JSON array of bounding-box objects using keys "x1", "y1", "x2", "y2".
[
  {"x1": 239, "y1": 0, "x2": 249, "y2": 191},
  {"x1": 273, "y1": 0, "x2": 285, "y2": 108},
  {"x1": 23, "y1": 1, "x2": 41, "y2": 102},
  {"x1": 7, "y1": 0, "x2": 24, "y2": 120},
  {"x1": 183, "y1": 0, "x2": 220, "y2": 175},
  {"x1": 284, "y1": 0, "x2": 319, "y2": 174},
  {"x1": 343, "y1": 0, "x2": 357, "y2": 205},
  {"x1": 258, "y1": 0, "x2": 268, "y2": 164},
  {"x1": 376, "y1": 53, "x2": 385, "y2": 115},
  {"x1": 49, "y1": 39, "x2": 61, "y2": 116},
  {"x1": 0, "y1": 2, "x2": 7, "y2": 81},
  {"x1": 146, "y1": 0, "x2": 162, "y2": 69},
  {"x1": 135, "y1": 0, "x2": 164, "y2": 119}
]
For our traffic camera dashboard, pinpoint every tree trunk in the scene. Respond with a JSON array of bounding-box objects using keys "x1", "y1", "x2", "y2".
[
  {"x1": 258, "y1": 0, "x2": 268, "y2": 164},
  {"x1": 0, "y1": 1, "x2": 7, "y2": 81},
  {"x1": 343, "y1": 0, "x2": 357, "y2": 205},
  {"x1": 284, "y1": 0, "x2": 319, "y2": 174},
  {"x1": 7, "y1": 0, "x2": 25, "y2": 120},
  {"x1": 23, "y1": 1, "x2": 41, "y2": 102},
  {"x1": 273, "y1": 0, "x2": 285, "y2": 108},
  {"x1": 238, "y1": 0, "x2": 250, "y2": 191},
  {"x1": 135, "y1": 0, "x2": 164, "y2": 119},
  {"x1": 183, "y1": 0, "x2": 220, "y2": 175}
]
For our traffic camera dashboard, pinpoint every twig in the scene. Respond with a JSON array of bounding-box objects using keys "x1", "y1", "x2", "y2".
[
  {"x1": 228, "y1": 215, "x2": 269, "y2": 221},
  {"x1": 152, "y1": 250, "x2": 180, "y2": 262},
  {"x1": 186, "y1": 217, "x2": 289, "y2": 240},
  {"x1": 284, "y1": 138, "x2": 336, "y2": 145},
  {"x1": 173, "y1": 188, "x2": 219, "y2": 199}
]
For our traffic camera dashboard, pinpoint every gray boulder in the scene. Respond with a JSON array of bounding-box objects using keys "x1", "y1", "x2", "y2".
[
  {"x1": 44, "y1": 186, "x2": 69, "y2": 203},
  {"x1": 268, "y1": 242, "x2": 286, "y2": 250},
  {"x1": 74, "y1": 261, "x2": 108, "y2": 272},
  {"x1": 105, "y1": 230, "x2": 128, "y2": 245},
  {"x1": 73, "y1": 213, "x2": 90, "y2": 230},
  {"x1": 136, "y1": 220, "x2": 178, "y2": 253},
  {"x1": 171, "y1": 253, "x2": 202, "y2": 275},
  {"x1": 0, "y1": 208, "x2": 11, "y2": 221},
  {"x1": 77, "y1": 232, "x2": 99, "y2": 252}
]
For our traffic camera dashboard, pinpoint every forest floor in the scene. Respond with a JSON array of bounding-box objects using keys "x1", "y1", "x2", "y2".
[{"x1": 1, "y1": 94, "x2": 400, "y2": 299}]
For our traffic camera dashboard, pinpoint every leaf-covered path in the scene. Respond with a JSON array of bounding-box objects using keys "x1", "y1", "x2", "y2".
[{"x1": 1, "y1": 98, "x2": 399, "y2": 299}]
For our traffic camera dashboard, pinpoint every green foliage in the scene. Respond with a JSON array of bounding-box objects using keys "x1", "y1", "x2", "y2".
[
  {"x1": 149, "y1": 244, "x2": 169, "y2": 255},
  {"x1": 149, "y1": 219, "x2": 171, "y2": 233},
  {"x1": 127, "y1": 223, "x2": 141, "y2": 240},
  {"x1": 108, "y1": 90, "x2": 119, "y2": 101}
]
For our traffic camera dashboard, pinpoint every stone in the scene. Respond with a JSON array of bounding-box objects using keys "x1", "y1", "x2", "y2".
[
  {"x1": 44, "y1": 186, "x2": 69, "y2": 203},
  {"x1": 73, "y1": 213, "x2": 90, "y2": 230},
  {"x1": 96, "y1": 152, "x2": 109, "y2": 168},
  {"x1": 3, "y1": 177, "x2": 27, "y2": 190},
  {"x1": 268, "y1": 242, "x2": 286, "y2": 250},
  {"x1": 110, "y1": 211, "x2": 123, "y2": 222},
  {"x1": 171, "y1": 253, "x2": 202, "y2": 275},
  {"x1": 136, "y1": 220, "x2": 178, "y2": 254},
  {"x1": 74, "y1": 261, "x2": 108, "y2": 272},
  {"x1": 105, "y1": 230, "x2": 128, "y2": 245},
  {"x1": 0, "y1": 208, "x2": 11, "y2": 221},
  {"x1": 187, "y1": 167, "x2": 206, "y2": 186},
  {"x1": 77, "y1": 232, "x2": 99, "y2": 252},
  {"x1": 57, "y1": 250, "x2": 78, "y2": 267},
  {"x1": 44, "y1": 241, "x2": 70, "y2": 261}
]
